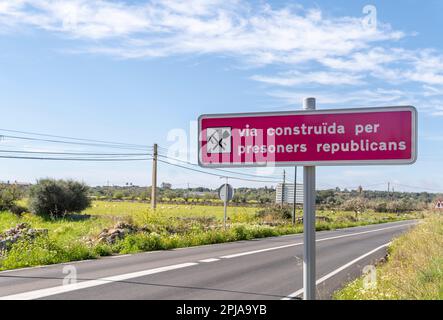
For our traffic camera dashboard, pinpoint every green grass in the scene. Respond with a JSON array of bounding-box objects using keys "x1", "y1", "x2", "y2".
[
  {"x1": 0, "y1": 210, "x2": 111, "y2": 242},
  {"x1": 83, "y1": 201, "x2": 258, "y2": 221},
  {"x1": 0, "y1": 201, "x2": 425, "y2": 271},
  {"x1": 116, "y1": 224, "x2": 300, "y2": 254},
  {"x1": 334, "y1": 215, "x2": 443, "y2": 300}
]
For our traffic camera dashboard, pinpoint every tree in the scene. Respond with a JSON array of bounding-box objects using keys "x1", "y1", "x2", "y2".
[
  {"x1": 341, "y1": 198, "x2": 367, "y2": 219},
  {"x1": 182, "y1": 191, "x2": 190, "y2": 203},
  {"x1": 163, "y1": 189, "x2": 177, "y2": 201},
  {"x1": 161, "y1": 182, "x2": 172, "y2": 190},
  {"x1": 29, "y1": 179, "x2": 91, "y2": 217}
]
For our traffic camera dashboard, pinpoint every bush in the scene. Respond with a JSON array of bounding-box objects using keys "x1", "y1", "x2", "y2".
[
  {"x1": 387, "y1": 199, "x2": 415, "y2": 214},
  {"x1": 29, "y1": 179, "x2": 91, "y2": 217},
  {"x1": 369, "y1": 200, "x2": 389, "y2": 213},
  {"x1": 113, "y1": 192, "x2": 124, "y2": 200},
  {"x1": 0, "y1": 184, "x2": 23, "y2": 212},
  {"x1": 368, "y1": 199, "x2": 425, "y2": 214},
  {"x1": 256, "y1": 206, "x2": 292, "y2": 220},
  {"x1": 118, "y1": 232, "x2": 164, "y2": 253}
]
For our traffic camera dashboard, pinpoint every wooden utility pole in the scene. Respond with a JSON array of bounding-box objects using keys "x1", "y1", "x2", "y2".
[{"x1": 151, "y1": 143, "x2": 158, "y2": 209}]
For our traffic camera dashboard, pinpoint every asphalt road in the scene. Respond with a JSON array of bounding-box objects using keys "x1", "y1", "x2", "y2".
[{"x1": 0, "y1": 220, "x2": 416, "y2": 300}]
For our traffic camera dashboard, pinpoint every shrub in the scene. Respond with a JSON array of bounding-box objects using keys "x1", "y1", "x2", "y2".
[
  {"x1": 233, "y1": 225, "x2": 252, "y2": 240},
  {"x1": 29, "y1": 179, "x2": 91, "y2": 217},
  {"x1": 368, "y1": 199, "x2": 425, "y2": 214},
  {"x1": 256, "y1": 206, "x2": 292, "y2": 220},
  {"x1": 387, "y1": 199, "x2": 415, "y2": 214},
  {"x1": 93, "y1": 243, "x2": 114, "y2": 257},
  {"x1": 370, "y1": 200, "x2": 389, "y2": 213},
  {"x1": 118, "y1": 232, "x2": 164, "y2": 253},
  {"x1": 0, "y1": 184, "x2": 23, "y2": 211},
  {"x1": 113, "y1": 192, "x2": 125, "y2": 200}
]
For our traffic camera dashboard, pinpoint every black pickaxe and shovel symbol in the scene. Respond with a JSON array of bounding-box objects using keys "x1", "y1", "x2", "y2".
[{"x1": 208, "y1": 129, "x2": 231, "y2": 152}]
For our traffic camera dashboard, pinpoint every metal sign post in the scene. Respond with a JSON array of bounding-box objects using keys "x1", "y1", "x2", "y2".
[
  {"x1": 219, "y1": 181, "x2": 234, "y2": 229},
  {"x1": 302, "y1": 97, "x2": 317, "y2": 300},
  {"x1": 224, "y1": 178, "x2": 228, "y2": 229}
]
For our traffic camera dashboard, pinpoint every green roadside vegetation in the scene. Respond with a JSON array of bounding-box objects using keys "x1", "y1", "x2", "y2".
[
  {"x1": 334, "y1": 215, "x2": 443, "y2": 300},
  {"x1": 0, "y1": 180, "x2": 434, "y2": 272},
  {"x1": 0, "y1": 200, "x2": 424, "y2": 271}
]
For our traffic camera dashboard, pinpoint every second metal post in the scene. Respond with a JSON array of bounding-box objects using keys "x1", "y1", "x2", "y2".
[{"x1": 224, "y1": 178, "x2": 228, "y2": 229}]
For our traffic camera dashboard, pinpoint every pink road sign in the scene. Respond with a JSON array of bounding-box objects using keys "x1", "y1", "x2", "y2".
[{"x1": 198, "y1": 106, "x2": 417, "y2": 167}]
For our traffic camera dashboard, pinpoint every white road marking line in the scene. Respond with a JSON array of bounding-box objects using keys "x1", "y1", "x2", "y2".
[
  {"x1": 61, "y1": 260, "x2": 94, "y2": 264},
  {"x1": 221, "y1": 243, "x2": 300, "y2": 259},
  {"x1": 108, "y1": 254, "x2": 132, "y2": 259},
  {"x1": 316, "y1": 224, "x2": 404, "y2": 243},
  {"x1": 0, "y1": 262, "x2": 198, "y2": 300},
  {"x1": 220, "y1": 223, "x2": 413, "y2": 259},
  {"x1": 199, "y1": 258, "x2": 220, "y2": 263},
  {"x1": 281, "y1": 242, "x2": 391, "y2": 300}
]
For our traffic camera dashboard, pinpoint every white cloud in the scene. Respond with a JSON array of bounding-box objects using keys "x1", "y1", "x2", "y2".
[
  {"x1": 321, "y1": 47, "x2": 404, "y2": 73},
  {"x1": 0, "y1": 0, "x2": 402, "y2": 60},
  {"x1": 267, "y1": 88, "x2": 415, "y2": 108},
  {"x1": 251, "y1": 71, "x2": 364, "y2": 86},
  {"x1": 322, "y1": 47, "x2": 443, "y2": 86},
  {"x1": 423, "y1": 85, "x2": 443, "y2": 97},
  {"x1": 1, "y1": 1, "x2": 443, "y2": 115}
]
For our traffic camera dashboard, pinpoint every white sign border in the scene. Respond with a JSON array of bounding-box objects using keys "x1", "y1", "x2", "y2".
[{"x1": 198, "y1": 106, "x2": 418, "y2": 168}]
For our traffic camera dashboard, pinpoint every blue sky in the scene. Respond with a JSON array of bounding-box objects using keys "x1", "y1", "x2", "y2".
[{"x1": 0, "y1": 0, "x2": 442, "y2": 192}]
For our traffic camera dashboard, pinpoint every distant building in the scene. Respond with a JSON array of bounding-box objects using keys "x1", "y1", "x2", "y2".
[
  {"x1": 276, "y1": 183, "x2": 304, "y2": 205},
  {"x1": 435, "y1": 201, "x2": 443, "y2": 210}
]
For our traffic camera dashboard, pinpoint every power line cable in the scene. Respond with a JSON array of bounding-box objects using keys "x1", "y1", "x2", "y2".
[
  {"x1": 157, "y1": 159, "x2": 279, "y2": 183},
  {"x1": 0, "y1": 128, "x2": 151, "y2": 149},
  {"x1": 392, "y1": 183, "x2": 442, "y2": 193},
  {"x1": 0, "y1": 149, "x2": 150, "y2": 156},
  {"x1": 0, "y1": 155, "x2": 152, "y2": 161},
  {"x1": 0, "y1": 134, "x2": 152, "y2": 151},
  {"x1": 157, "y1": 153, "x2": 282, "y2": 181},
  {"x1": 353, "y1": 182, "x2": 388, "y2": 190},
  {"x1": 157, "y1": 144, "x2": 285, "y2": 178}
]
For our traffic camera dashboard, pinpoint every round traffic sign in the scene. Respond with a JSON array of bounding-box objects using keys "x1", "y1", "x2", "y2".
[{"x1": 218, "y1": 184, "x2": 234, "y2": 202}]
